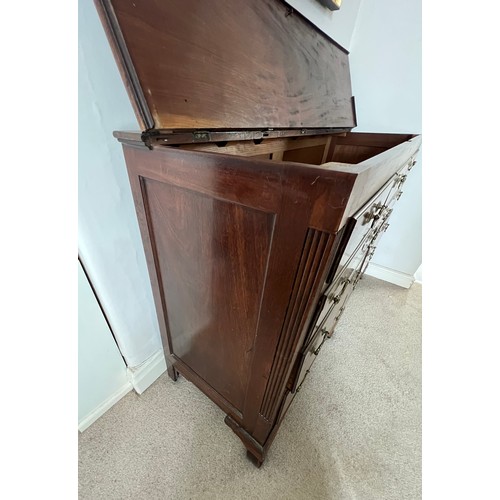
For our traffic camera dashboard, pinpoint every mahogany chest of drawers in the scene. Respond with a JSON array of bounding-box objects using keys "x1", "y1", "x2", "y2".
[{"x1": 95, "y1": 0, "x2": 421, "y2": 466}]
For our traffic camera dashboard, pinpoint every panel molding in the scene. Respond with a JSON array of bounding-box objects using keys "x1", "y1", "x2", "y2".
[
  {"x1": 259, "y1": 228, "x2": 333, "y2": 419},
  {"x1": 141, "y1": 175, "x2": 276, "y2": 413}
]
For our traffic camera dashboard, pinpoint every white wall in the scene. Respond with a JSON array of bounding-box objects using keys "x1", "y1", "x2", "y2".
[
  {"x1": 78, "y1": 262, "x2": 131, "y2": 430},
  {"x1": 286, "y1": 0, "x2": 362, "y2": 49},
  {"x1": 348, "y1": 0, "x2": 422, "y2": 278},
  {"x1": 79, "y1": 0, "x2": 162, "y2": 367}
]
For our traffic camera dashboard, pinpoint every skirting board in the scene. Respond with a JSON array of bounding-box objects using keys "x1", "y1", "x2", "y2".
[
  {"x1": 127, "y1": 349, "x2": 167, "y2": 395},
  {"x1": 414, "y1": 263, "x2": 422, "y2": 284},
  {"x1": 78, "y1": 381, "x2": 132, "y2": 432},
  {"x1": 364, "y1": 262, "x2": 415, "y2": 289},
  {"x1": 78, "y1": 351, "x2": 166, "y2": 432}
]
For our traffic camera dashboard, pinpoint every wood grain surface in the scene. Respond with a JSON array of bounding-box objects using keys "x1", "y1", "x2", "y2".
[{"x1": 99, "y1": 0, "x2": 355, "y2": 130}]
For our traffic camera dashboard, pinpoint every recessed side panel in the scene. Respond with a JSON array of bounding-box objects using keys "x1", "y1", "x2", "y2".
[{"x1": 141, "y1": 178, "x2": 275, "y2": 412}]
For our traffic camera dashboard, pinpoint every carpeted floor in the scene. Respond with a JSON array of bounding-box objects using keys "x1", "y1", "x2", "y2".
[{"x1": 79, "y1": 275, "x2": 421, "y2": 500}]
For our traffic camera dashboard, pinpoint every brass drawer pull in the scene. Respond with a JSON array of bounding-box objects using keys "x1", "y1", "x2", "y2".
[
  {"x1": 378, "y1": 205, "x2": 391, "y2": 219},
  {"x1": 327, "y1": 293, "x2": 340, "y2": 304},
  {"x1": 408, "y1": 158, "x2": 417, "y2": 171},
  {"x1": 334, "y1": 306, "x2": 346, "y2": 321},
  {"x1": 313, "y1": 328, "x2": 329, "y2": 356},
  {"x1": 364, "y1": 202, "x2": 384, "y2": 223},
  {"x1": 328, "y1": 276, "x2": 350, "y2": 303},
  {"x1": 296, "y1": 369, "x2": 310, "y2": 393},
  {"x1": 394, "y1": 173, "x2": 407, "y2": 188},
  {"x1": 372, "y1": 221, "x2": 390, "y2": 243},
  {"x1": 358, "y1": 245, "x2": 376, "y2": 278}
]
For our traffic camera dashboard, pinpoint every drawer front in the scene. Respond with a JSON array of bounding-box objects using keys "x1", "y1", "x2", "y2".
[
  {"x1": 370, "y1": 154, "x2": 416, "y2": 234},
  {"x1": 292, "y1": 272, "x2": 357, "y2": 393},
  {"x1": 291, "y1": 154, "x2": 419, "y2": 394},
  {"x1": 322, "y1": 240, "x2": 368, "y2": 336},
  {"x1": 357, "y1": 182, "x2": 395, "y2": 232},
  {"x1": 369, "y1": 154, "x2": 417, "y2": 245},
  {"x1": 303, "y1": 234, "x2": 367, "y2": 348},
  {"x1": 327, "y1": 177, "x2": 395, "y2": 287},
  {"x1": 292, "y1": 327, "x2": 329, "y2": 393},
  {"x1": 291, "y1": 238, "x2": 367, "y2": 392}
]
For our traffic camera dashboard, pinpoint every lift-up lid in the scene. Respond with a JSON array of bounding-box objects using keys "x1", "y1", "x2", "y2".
[{"x1": 96, "y1": 0, "x2": 357, "y2": 140}]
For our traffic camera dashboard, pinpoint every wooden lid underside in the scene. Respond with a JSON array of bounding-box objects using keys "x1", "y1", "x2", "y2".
[{"x1": 96, "y1": 0, "x2": 357, "y2": 133}]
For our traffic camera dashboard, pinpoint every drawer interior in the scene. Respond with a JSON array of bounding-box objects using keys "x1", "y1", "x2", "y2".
[{"x1": 174, "y1": 132, "x2": 416, "y2": 167}]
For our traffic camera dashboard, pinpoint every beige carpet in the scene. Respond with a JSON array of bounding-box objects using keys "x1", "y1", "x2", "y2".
[{"x1": 79, "y1": 275, "x2": 421, "y2": 500}]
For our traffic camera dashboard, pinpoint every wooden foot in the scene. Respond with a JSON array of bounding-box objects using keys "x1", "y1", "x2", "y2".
[
  {"x1": 246, "y1": 450, "x2": 263, "y2": 468},
  {"x1": 224, "y1": 415, "x2": 266, "y2": 467},
  {"x1": 167, "y1": 363, "x2": 178, "y2": 381}
]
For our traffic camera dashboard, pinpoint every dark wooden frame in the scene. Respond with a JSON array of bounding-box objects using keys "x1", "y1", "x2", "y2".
[{"x1": 118, "y1": 134, "x2": 420, "y2": 465}]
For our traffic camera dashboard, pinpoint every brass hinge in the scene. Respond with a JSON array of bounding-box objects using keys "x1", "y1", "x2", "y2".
[{"x1": 141, "y1": 129, "x2": 161, "y2": 150}]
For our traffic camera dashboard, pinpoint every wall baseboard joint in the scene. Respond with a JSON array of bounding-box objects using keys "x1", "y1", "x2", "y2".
[{"x1": 127, "y1": 349, "x2": 167, "y2": 395}]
